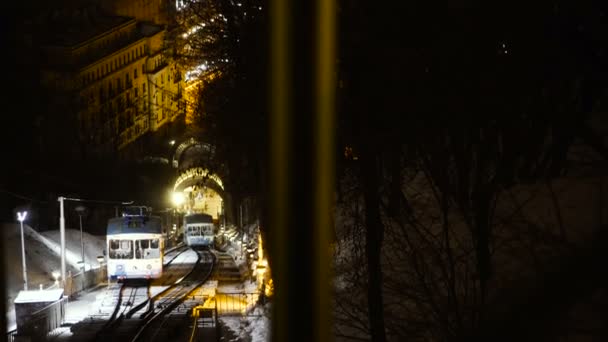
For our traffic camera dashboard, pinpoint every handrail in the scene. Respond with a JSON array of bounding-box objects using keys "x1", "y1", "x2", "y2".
[
  {"x1": 6, "y1": 329, "x2": 17, "y2": 342},
  {"x1": 188, "y1": 313, "x2": 198, "y2": 342},
  {"x1": 30, "y1": 296, "x2": 68, "y2": 317},
  {"x1": 14, "y1": 296, "x2": 68, "y2": 340}
]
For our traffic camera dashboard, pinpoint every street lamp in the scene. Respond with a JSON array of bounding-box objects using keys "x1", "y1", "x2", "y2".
[
  {"x1": 58, "y1": 196, "x2": 133, "y2": 288},
  {"x1": 75, "y1": 205, "x2": 87, "y2": 271},
  {"x1": 52, "y1": 270, "x2": 60, "y2": 286},
  {"x1": 171, "y1": 191, "x2": 185, "y2": 208},
  {"x1": 16, "y1": 211, "x2": 28, "y2": 291}
]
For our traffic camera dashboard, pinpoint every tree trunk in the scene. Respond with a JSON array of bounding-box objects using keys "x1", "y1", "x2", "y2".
[{"x1": 361, "y1": 146, "x2": 387, "y2": 342}]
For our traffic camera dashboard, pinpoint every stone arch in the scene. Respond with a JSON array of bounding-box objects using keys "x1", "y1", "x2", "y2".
[
  {"x1": 173, "y1": 167, "x2": 225, "y2": 193},
  {"x1": 171, "y1": 137, "x2": 214, "y2": 169},
  {"x1": 173, "y1": 167, "x2": 230, "y2": 221}
]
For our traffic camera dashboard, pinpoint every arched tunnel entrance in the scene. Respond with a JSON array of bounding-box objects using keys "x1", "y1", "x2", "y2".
[
  {"x1": 169, "y1": 137, "x2": 234, "y2": 225},
  {"x1": 171, "y1": 137, "x2": 215, "y2": 170},
  {"x1": 168, "y1": 137, "x2": 270, "y2": 299},
  {"x1": 173, "y1": 167, "x2": 230, "y2": 223}
]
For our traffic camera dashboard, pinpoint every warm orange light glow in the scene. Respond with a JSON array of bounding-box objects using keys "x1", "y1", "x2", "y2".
[
  {"x1": 265, "y1": 278, "x2": 274, "y2": 298},
  {"x1": 171, "y1": 191, "x2": 185, "y2": 206},
  {"x1": 258, "y1": 232, "x2": 264, "y2": 261}
]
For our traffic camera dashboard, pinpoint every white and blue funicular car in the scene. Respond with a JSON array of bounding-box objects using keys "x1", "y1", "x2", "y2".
[
  {"x1": 107, "y1": 206, "x2": 164, "y2": 280},
  {"x1": 183, "y1": 213, "x2": 216, "y2": 249}
]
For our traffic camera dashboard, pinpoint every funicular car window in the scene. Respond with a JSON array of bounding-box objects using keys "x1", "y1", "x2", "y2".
[
  {"x1": 110, "y1": 240, "x2": 120, "y2": 249},
  {"x1": 136, "y1": 239, "x2": 145, "y2": 259},
  {"x1": 135, "y1": 239, "x2": 161, "y2": 259},
  {"x1": 109, "y1": 239, "x2": 133, "y2": 259},
  {"x1": 189, "y1": 226, "x2": 201, "y2": 236}
]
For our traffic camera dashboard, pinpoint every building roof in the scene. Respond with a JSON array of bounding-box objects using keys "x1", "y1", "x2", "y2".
[
  {"x1": 139, "y1": 22, "x2": 164, "y2": 37},
  {"x1": 40, "y1": 6, "x2": 134, "y2": 48}
]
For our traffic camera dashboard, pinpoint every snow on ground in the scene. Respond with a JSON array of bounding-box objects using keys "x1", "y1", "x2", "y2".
[
  {"x1": 165, "y1": 248, "x2": 199, "y2": 265},
  {"x1": 217, "y1": 280, "x2": 259, "y2": 293},
  {"x1": 2, "y1": 223, "x2": 105, "y2": 332},
  {"x1": 3, "y1": 222, "x2": 270, "y2": 341},
  {"x1": 216, "y1": 223, "x2": 270, "y2": 342},
  {"x1": 63, "y1": 284, "x2": 108, "y2": 323},
  {"x1": 40, "y1": 229, "x2": 106, "y2": 271},
  {"x1": 220, "y1": 303, "x2": 271, "y2": 342},
  {"x1": 219, "y1": 223, "x2": 260, "y2": 268}
]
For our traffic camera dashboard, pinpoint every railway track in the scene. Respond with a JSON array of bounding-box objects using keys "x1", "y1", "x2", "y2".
[
  {"x1": 131, "y1": 250, "x2": 216, "y2": 342},
  {"x1": 68, "y1": 281, "x2": 150, "y2": 341},
  {"x1": 93, "y1": 282, "x2": 150, "y2": 339},
  {"x1": 164, "y1": 244, "x2": 190, "y2": 266},
  {"x1": 69, "y1": 249, "x2": 215, "y2": 341}
]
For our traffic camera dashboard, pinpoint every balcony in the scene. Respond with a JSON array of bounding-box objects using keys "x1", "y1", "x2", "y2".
[{"x1": 108, "y1": 81, "x2": 133, "y2": 100}]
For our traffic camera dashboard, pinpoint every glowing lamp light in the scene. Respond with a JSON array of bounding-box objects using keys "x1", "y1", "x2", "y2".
[
  {"x1": 17, "y1": 211, "x2": 29, "y2": 290},
  {"x1": 52, "y1": 270, "x2": 60, "y2": 283},
  {"x1": 171, "y1": 192, "x2": 185, "y2": 206},
  {"x1": 17, "y1": 211, "x2": 27, "y2": 222}
]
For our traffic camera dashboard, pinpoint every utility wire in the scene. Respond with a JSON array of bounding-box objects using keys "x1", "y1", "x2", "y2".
[
  {"x1": 0, "y1": 188, "x2": 49, "y2": 204},
  {"x1": 1, "y1": 188, "x2": 134, "y2": 206},
  {"x1": 61, "y1": 196, "x2": 134, "y2": 206}
]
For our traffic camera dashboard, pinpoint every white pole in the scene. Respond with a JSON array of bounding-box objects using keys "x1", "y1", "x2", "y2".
[
  {"x1": 79, "y1": 214, "x2": 84, "y2": 271},
  {"x1": 19, "y1": 219, "x2": 28, "y2": 291},
  {"x1": 59, "y1": 196, "x2": 66, "y2": 288}
]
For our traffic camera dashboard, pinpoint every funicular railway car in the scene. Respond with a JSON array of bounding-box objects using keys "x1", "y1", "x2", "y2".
[
  {"x1": 107, "y1": 206, "x2": 164, "y2": 280},
  {"x1": 183, "y1": 213, "x2": 216, "y2": 249}
]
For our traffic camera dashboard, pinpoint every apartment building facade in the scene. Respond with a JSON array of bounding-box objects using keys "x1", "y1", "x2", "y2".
[{"x1": 40, "y1": 6, "x2": 184, "y2": 158}]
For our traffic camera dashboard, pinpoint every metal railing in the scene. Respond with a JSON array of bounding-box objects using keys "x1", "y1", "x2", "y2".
[
  {"x1": 214, "y1": 292, "x2": 263, "y2": 316},
  {"x1": 63, "y1": 266, "x2": 108, "y2": 297},
  {"x1": 189, "y1": 302, "x2": 220, "y2": 342},
  {"x1": 7, "y1": 329, "x2": 17, "y2": 342},
  {"x1": 10, "y1": 296, "x2": 68, "y2": 342}
]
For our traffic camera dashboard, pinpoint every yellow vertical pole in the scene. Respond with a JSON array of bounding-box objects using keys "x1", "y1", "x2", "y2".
[
  {"x1": 314, "y1": 0, "x2": 336, "y2": 339},
  {"x1": 269, "y1": 0, "x2": 290, "y2": 340},
  {"x1": 269, "y1": 0, "x2": 335, "y2": 340}
]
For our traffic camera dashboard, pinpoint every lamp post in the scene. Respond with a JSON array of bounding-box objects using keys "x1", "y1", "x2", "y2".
[
  {"x1": 52, "y1": 271, "x2": 60, "y2": 286},
  {"x1": 17, "y1": 211, "x2": 28, "y2": 291},
  {"x1": 58, "y1": 197, "x2": 66, "y2": 288},
  {"x1": 58, "y1": 196, "x2": 133, "y2": 288},
  {"x1": 75, "y1": 205, "x2": 87, "y2": 271}
]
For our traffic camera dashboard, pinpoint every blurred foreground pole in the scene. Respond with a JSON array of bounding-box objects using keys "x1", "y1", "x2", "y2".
[
  {"x1": 1, "y1": 228, "x2": 6, "y2": 339},
  {"x1": 314, "y1": 0, "x2": 336, "y2": 339},
  {"x1": 59, "y1": 196, "x2": 66, "y2": 288},
  {"x1": 269, "y1": 0, "x2": 335, "y2": 340}
]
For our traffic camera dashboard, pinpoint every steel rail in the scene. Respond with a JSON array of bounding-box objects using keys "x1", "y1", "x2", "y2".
[
  {"x1": 130, "y1": 251, "x2": 216, "y2": 342},
  {"x1": 92, "y1": 283, "x2": 125, "y2": 342}
]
